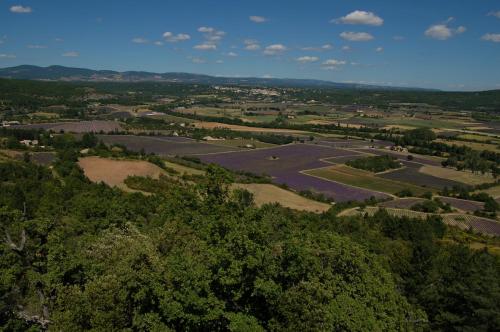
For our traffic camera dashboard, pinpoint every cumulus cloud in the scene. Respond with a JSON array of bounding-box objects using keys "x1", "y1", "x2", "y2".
[
  {"x1": 216, "y1": 59, "x2": 224, "y2": 64},
  {"x1": 425, "y1": 18, "x2": 466, "y2": 40},
  {"x1": 487, "y1": 11, "x2": 500, "y2": 19},
  {"x1": 244, "y1": 39, "x2": 261, "y2": 50},
  {"x1": 296, "y1": 56, "x2": 319, "y2": 63},
  {"x1": 62, "y1": 51, "x2": 79, "y2": 57},
  {"x1": 154, "y1": 41, "x2": 164, "y2": 46},
  {"x1": 263, "y1": 44, "x2": 287, "y2": 55},
  {"x1": 249, "y1": 16, "x2": 268, "y2": 23},
  {"x1": 322, "y1": 59, "x2": 347, "y2": 70},
  {"x1": 27, "y1": 44, "x2": 47, "y2": 49},
  {"x1": 227, "y1": 51, "x2": 238, "y2": 57},
  {"x1": 375, "y1": 47, "x2": 383, "y2": 52},
  {"x1": 340, "y1": 31, "x2": 374, "y2": 42},
  {"x1": 194, "y1": 43, "x2": 217, "y2": 50},
  {"x1": 0, "y1": 54, "x2": 16, "y2": 59},
  {"x1": 163, "y1": 32, "x2": 191, "y2": 42},
  {"x1": 10, "y1": 5, "x2": 32, "y2": 14},
  {"x1": 196, "y1": 26, "x2": 225, "y2": 50},
  {"x1": 333, "y1": 10, "x2": 383, "y2": 26},
  {"x1": 132, "y1": 37, "x2": 149, "y2": 44},
  {"x1": 341, "y1": 45, "x2": 352, "y2": 51},
  {"x1": 481, "y1": 33, "x2": 500, "y2": 43}
]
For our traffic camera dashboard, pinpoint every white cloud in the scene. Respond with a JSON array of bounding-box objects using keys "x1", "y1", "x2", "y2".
[
  {"x1": 54, "y1": 38, "x2": 64, "y2": 42},
  {"x1": 62, "y1": 51, "x2": 79, "y2": 57},
  {"x1": 0, "y1": 54, "x2": 16, "y2": 59},
  {"x1": 194, "y1": 43, "x2": 217, "y2": 50},
  {"x1": 27, "y1": 44, "x2": 47, "y2": 49},
  {"x1": 340, "y1": 31, "x2": 374, "y2": 42},
  {"x1": 216, "y1": 59, "x2": 224, "y2": 64},
  {"x1": 263, "y1": 44, "x2": 287, "y2": 55},
  {"x1": 190, "y1": 56, "x2": 206, "y2": 64},
  {"x1": 375, "y1": 47, "x2": 383, "y2": 52},
  {"x1": 296, "y1": 56, "x2": 319, "y2": 63},
  {"x1": 262, "y1": 74, "x2": 273, "y2": 79},
  {"x1": 132, "y1": 37, "x2": 149, "y2": 44},
  {"x1": 163, "y1": 32, "x2": 191, "y2": 42},
  {"x1": 341, "y1": 45, "x2": 352, "y2": 51},
  {"x1": 154, "y1": 41, "x2": 164, "y2": 46},
  {"x1": 196, "y1": 26, "x2": 225, "y2": 49},
  {"x1": 227, "y1": 51, "x2": 238, "y2": 57},
  {"x1": 333, "y1": 10, "x2": 383, "y2": 26},
  {"x1": 481, "y1": 33, "x2": 500, "y2": 43},
  {"x1": 425, "y1": 19, "x2": 466, "y2": 40},
  {"x1": 301, "y1": 44, "x2": 333, "y2": 51},
  {"x1": 322, "y1": 59, "x2": 347, "y2": 70},
  {"x1": 244, "y1": 39, "x2": 261, "y2": 50},
  {"x1": 10, "y1": 5, "x2": 32, "y2": 14},
  {"x1": 249, "y1": 16, "x2": 268, "y2": 23},
  {"x1": 487, "y1": 11, "x2": 500, "y2": 19}
]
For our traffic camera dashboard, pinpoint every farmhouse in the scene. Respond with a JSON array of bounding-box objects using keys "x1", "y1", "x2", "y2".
[{"x1": 20, "y1": 139, "x2": 39, "y2": 147}]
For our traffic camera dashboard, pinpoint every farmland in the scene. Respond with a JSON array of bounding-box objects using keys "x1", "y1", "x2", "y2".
[
  {"x1": 12, "y1": 120, "x2": 123, "y2": 133},
  {"x1": 78, "y1": 156, "x2": 165, "y2": 191},
  {"x1": 98, "y1": 135, "x2": 239, "y2": 155},
  {"x1": 304, "y1": 165, "x2": 428, "y2": 196},
  {"x1": 232, "y1": 183, "x2": 331, "y2": 213},
  {"x1": 199, "y1": 143, "x2": 391, "y2": 202},
  {"x1": 420, "y1": 165, "x2": 494, "y2": 186}
]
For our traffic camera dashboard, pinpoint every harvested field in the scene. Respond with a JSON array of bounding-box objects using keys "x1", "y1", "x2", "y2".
[
  {"x1": 78, "y1": 156, "x2": 164, "y2": 190},
  {"x1": 199, "y1": 143, "x2": 390, "y2": 202},
  {"x1": 98, "y1": 135, "x2": 239, "y2": 156},
  {"x1": 164, "y1": 161, "x2": 204, "y2": 176},
  {"x1": 304, "y1": 165, "x2": 427, "y2": 195},
  {"x1": 476, "y1": 185, "x2": 500, "y2": 199},
  {"x1": 420, "y1": 165, "x2": 494, "y2": 186},
  {"x1": 193, "y1": 121, "x2": 307, "y2": 134},
  {"x1": 206, "y1": 138, "x2": 275, "y2": 149},
  {"x1": 437, "y1": 196, "x2": 484, "y2": 213},
  {"x1": 232, "y1": 183, "x2": 331, "y2": 213},
  {"x1": 436, "y1": 139, "x2": 499, "y2": 153},
  {"x1": 378, "y1": 198, "x2": 427, "y2": 209},
  {"x1": 339, "y1": 207, "x2": 500, "y2": 236},
  {"x1": 13, "y1": 120, "x2": 123, "y2": 133}
]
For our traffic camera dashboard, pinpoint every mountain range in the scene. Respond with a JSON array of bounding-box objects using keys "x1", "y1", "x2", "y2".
[{"x1": 0, "y1": 65, "x2": 434, "y2": 91}]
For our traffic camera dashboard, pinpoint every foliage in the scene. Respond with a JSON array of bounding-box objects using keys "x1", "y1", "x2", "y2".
[{"x1": 346, "y1": 155, "x2": 401, "y2": 173}]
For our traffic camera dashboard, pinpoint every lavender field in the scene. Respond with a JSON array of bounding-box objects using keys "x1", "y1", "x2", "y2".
[
  {"x1": 199, "y1": 143, "x2": 391, "y2": 202},
  {"x1": 13, "y1": 120, "x2": 123, "y2": 133}
]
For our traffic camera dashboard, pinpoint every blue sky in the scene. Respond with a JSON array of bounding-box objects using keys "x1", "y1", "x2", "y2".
[{"x1": 0, "y1": 0, "x2": 499, "y2": 90}]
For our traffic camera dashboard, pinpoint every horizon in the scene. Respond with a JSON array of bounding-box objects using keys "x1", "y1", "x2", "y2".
[{"x1": 1, "y1": 0, "x2": 499, "y2": 91}]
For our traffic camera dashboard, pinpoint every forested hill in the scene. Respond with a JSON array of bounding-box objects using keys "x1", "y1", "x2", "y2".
[
  {"x1": 0, "y1": 65, "x2": 432, "y2": 90},
  {"x1": 0, "y1": 134, "x2": 499, "y2": 330}
]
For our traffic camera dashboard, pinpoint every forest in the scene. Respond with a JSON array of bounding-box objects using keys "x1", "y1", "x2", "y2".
[{"x1": 0, "y1": 134, "x2": 499, "y2": 331}]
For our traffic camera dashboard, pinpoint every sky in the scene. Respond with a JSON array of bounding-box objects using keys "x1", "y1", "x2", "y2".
[{"x1": 0, "y1": 0, "x2": 499, "y2": 91}]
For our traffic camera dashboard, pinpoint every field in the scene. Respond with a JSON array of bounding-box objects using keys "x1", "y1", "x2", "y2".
[
  {"x1": 193, "y1": 121, "x2": 307, "y2": 134},
  {"x1": 420, "y1": 165, "x2": 494, "y2": 186},
  {"x1": 98, "y1": 135, "x2": 239, "y2": 155},
  {"x1": 436, "y1": 138, "x2": 500, "y2": 152},
  {"x1": 232, "y1": 183, "x2": 331, "y2": 213},
  {"x1": 0, "y1": 150, "x2": 56, "y2": 166},
  {"x1": 78, "y1": 156, "x2": 165, "y2": 191},
  {"x1": 206, "y1": 138, "x2": 275, "y2": 149},
  {"x1": 378, "y1": 162, "x2": 461, "y2": 190},
  {"x1": 437, "y1": 196, "x2": 484, "y2": 213},
  {"x1": 339, "y1": 207, "x2": 500, "y2": 236},
  {"x1": 477, "y1": 185, "x2": 500, "y2": 200},
  {"x1": 378, "y1": 198, "x2": 427, "y2": 209},
  {"x1": 199, "y1": 143, "x2": 391, "y2": 202},
  {"x1": 304, "y1": 165, "x2": 428, "y2": 196},
  {"x1": 13, "y1": 120, "x2": 123, "y2": 133}
]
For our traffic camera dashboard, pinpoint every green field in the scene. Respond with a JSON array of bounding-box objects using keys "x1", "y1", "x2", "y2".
[{"x1": 305, "y1": 165, "x2": 429, "y2": 195}]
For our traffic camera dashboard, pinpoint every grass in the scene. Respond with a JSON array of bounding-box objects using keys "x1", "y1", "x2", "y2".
[
  {"x1": 457, "y1": 134, "x2": 500, "y2": 143},
  {"x1": 232, "y1": 183, "x2": 331, "y2": 213},
  {"x1": 304, "y1": 165, "x2": 428, "y2": 195},
  {"x1": 419, "y1": 165, "x2": 495, "y2": 186},
  {"x1": 163, "y1": 161, "x2": 204, "y2": 176},
  {"x1": 476, "y1": 185, "x2": 500, "y2": 199}
]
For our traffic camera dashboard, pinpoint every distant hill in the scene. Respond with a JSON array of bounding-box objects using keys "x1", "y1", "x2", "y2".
[{"x1": 0, "y1": 65, "x2": 435, "y2": 91}]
